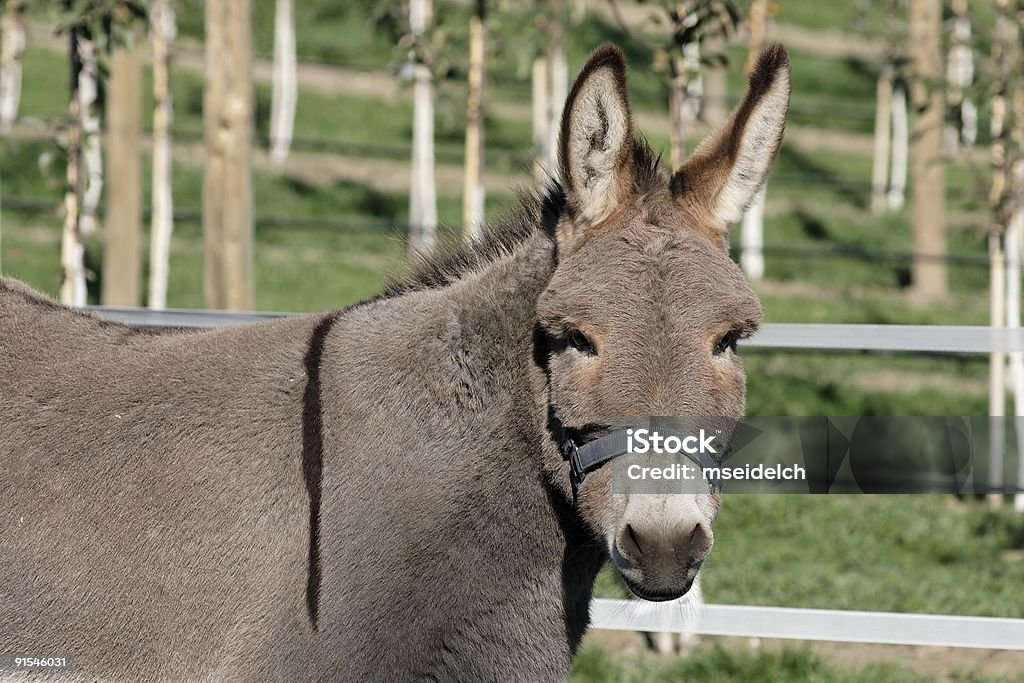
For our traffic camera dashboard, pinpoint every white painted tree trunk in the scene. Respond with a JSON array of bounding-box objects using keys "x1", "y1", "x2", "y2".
[
  {"x1": 1006, "y1": 194, "x2": 1024, "y2": 512},
  {"x1": 408, "y1": 0, "x2": 437, "y2": 256},
  {"x1": 739, "y1": 0, "x2": 767, "y2": 280},
  {"x1": 946, "y1": 1, "x2": 975, "y2": 148},
  {"x1": 887, "y1": 83, "x2": 908, "y2": 211},
  {"x1": 989, "y1": 232, "x2": 1007, "y2": 507},
  {"x1": 0, "y1": 0, "x2": 26, "y2": 133},
  {"x1": 78, "y1": 38, "x2": 101, "y2": 239},
  {"x1": 269, "y1": 0, "x2": 296, "y2": 166},
  {"x1": 148, "y1": 0, "x2": 176, "y2": 310},
  {"x1": 870, "y1": 68, "x2": 892, "y2": 214},
  {"x1": 545, "y1": 9, "x2": 567, "y2": 177},
  {"x1": 462, "y1": 0, "x2": 486, "y2": 240},
  {"x1": 61, "y1": 27, "x2": 100, "y2": 306},
  {"x1": 531, "y1": 56, "x2": 550, "y2": 183},
  {"x1": 741, "y1": 189, "x2": 766, "y2": 280}
]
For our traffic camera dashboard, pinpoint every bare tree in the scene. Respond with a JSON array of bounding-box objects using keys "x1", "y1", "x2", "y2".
[
  {"x1": 60, "y1": 13, "x2": 100, "y2": 306},
  {"x1": 148, "y1": 0, "x2": 176, "y2": 310},
  {"x1": 531, "y1": 0, "x2": 568, "y2": 183},
  {"x1": 870, "y1": 64, "x2": 893, "y2": 213},
  {"x1": 269, "y1": 0, "x2": 296, "y2": 166},
  {"x1": 0, "y1": 0, "x2": 26, "y2": 133},
  {"x1": 867, "y1": 0, "x2": 909, "y2": 214},
  {"x1": 463, "y1": 0, "x2": 487, "y2": 240},
  {"x1": 739, "y1": 0, "x2": 768, "y2": 281},
  {"x1": 945, "y1": 0, "x2": 976, "y2": 150},
  {"x1": 102, "y1": 41, "x2": 142, "y2": 306},
  {"x1": 203, "y1": 0, "x2": 254, "y2": 310},
  {"x1": 608, "y1": 0, "x2": 739, "y2": 169},
  {"x1": 407, "y1": 0, "x2": 437, "y2": 256},
  {"x1": 908, "y1": 0, "x2": 946, "y2": 299}
]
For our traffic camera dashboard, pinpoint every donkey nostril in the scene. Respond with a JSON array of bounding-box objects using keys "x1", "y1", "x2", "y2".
[{"x1": 625, "y1": 523, "x2": 646, "y2": 558}]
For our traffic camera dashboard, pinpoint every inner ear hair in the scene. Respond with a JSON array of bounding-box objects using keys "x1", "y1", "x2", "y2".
[
  {"x1": 671, "y1": 44, "x2": 791, "y2": 238},
  {"x1": 558, "y1": 44, "x2": 636, "y2": 230}
]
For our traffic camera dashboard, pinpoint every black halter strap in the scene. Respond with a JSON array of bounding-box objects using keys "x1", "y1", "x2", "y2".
[{"x1": 557, "y1": 426, "x2": 725, "y2": 503}]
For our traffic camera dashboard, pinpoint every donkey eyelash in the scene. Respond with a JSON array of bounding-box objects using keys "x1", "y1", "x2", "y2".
[
  {"x1": 714, "y1": 330, "x2": 744, "y2": 356},
  {"x1": 565, "y1": 328, "x2": 597, "y2": 356}
]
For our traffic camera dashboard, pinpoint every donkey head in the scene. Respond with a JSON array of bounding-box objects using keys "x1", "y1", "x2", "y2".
[{"x1": 538, "y1": 45, "x2": 790, "y2": 601}]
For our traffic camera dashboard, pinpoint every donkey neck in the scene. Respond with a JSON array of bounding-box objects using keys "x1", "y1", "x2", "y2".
[{"x1": 316, "y1": 229, "x2": 606, "y2": 676}]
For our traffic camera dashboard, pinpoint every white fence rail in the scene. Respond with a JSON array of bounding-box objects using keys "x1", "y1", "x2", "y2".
[
  {"x1": 82, "y1": 307, "x2": 1024, "y2": 354},
  {"x1": 82, "y1": 306, "x2": 1024, "y2": 650},
  {"x1": 590, "y1": 600, "x2": 1024, "y2": 650}
]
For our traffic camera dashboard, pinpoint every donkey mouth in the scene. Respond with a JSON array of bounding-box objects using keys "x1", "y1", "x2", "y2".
[{"x1": 621, "y1": 574, "x2": 696, "y2": 602}]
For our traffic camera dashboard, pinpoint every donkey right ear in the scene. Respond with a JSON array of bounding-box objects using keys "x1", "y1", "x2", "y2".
[
  {"x1": 557, "y1": 44, "x2": 636, "y2": 240},
  {"x1": 671, "y1": 45, "x2": 791, "y2": 243}
]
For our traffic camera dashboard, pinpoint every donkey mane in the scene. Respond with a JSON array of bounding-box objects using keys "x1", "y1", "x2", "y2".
[{"x1": 382, "y1": 137, "x2": 664, "y2": 299}]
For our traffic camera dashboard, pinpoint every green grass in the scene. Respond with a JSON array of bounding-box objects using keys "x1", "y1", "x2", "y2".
[{"x1": 569, "y1": 644, "x2": 993, "y2": 683}]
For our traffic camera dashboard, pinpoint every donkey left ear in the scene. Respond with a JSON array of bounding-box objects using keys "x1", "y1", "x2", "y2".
[
  {"x1": 558, "y1": 44, "x2": 635, "y2": 235},
  {"x1": 671, "y1": 45, "x2": 791, "y2": 240}
]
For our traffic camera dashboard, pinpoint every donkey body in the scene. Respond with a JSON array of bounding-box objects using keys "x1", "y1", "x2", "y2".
[{"x1": 0, "y1": 44, "x2": 790, "y2": 682}]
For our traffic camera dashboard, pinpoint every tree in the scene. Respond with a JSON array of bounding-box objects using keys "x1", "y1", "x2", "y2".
[
  {"x1": 101, "y1": 40, "x2": 142, "y2": 306},
  {"x1": 531, "y1": 0, "x2": 568, "y2": 183},
  {"x1": 203, "y1": 0, "x2": 254, "y2": 310},
  {"x1": 407, "y1": 0, "x2": 437, "y2": 256},
  {"x1": 739, "y1": 0, "x2": 768, "y2": 281},
  {"x1": 865, "y1": 0, "x2": 909, "y2": 214},
  {"x1": 0, "y1": 0, "x2": 26, "y2": 133},
  {"x1": 608, "y1": 0, "x2": 740, "y2": 169},
  {"x1": 945, "y1": 0, "x2": 976, "y2": 149},
  {"x1": 269, "y1": 0, "x2": 296, "y2": 166},
  {"x1": 463, "y1": 0, "x2": 486, "y2": 239},
  {"x1": 59, "y1": 3, "x2": 102, "y2": 305},
  {"x1": 983, "y1": 0, "x2": 1024, "y2": 510},
  {"x1": 147, "y1": 0, "x2": 176, "y2": 310},
  {"x1": 908, "y1": 0, "x2": 946, "y2": 299}
]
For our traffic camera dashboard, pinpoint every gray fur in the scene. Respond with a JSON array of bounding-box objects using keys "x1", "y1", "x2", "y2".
[{"x1": 0, "y1": 43, "x2": 789, "y2": 682}]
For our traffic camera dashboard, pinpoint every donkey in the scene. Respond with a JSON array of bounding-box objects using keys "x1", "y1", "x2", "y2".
[{"x1": 0, "y1": 44, "x2": 790, "y2": 682}]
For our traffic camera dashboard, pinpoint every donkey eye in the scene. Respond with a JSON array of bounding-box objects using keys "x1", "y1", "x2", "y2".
[
  {"x1": 714, "y1": 331, "x2": 739, "y2": 356},
  {"x1": 566, "y1": 328, "x2": 596, "y2": 356}
]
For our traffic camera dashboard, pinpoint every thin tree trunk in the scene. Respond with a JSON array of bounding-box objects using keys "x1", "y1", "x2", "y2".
[
  {"x1": 668, "y1": 56, "x2": 688, "y2": 169},
  {"x1": 463, "y1": 0, "x2": 486, "y2": 241},
  {"x1": 0, "y1": 0, "x2": 26, "y2": 133},
  {"x1": 78, "y1": 38, "x2": 101, "y2": 239},
  {"x1": 148, "y1": 0, "x2": 176, "y2": 310},
  {"x1": 102, "y1": 44, "x2": 142, "y2": 306},
  {"x1": 946, "y1": 0, "x2": 975, "y2": 148},
  {"x1": 740, "y1": 0, "x2": 767, "y2": 280},
  {"x1": 408, "y1": 0, "x2": 437, "y2": 257},
  {"x1": 203, "y1": 0, "x2": 253, "y2": 310},
  {"x1": 545, "y1": 1, "x2": 567, "y2": 176},
  {"x1": 988, "y1": 1, "x2": 1012, "y2": 508},
  {"x1": 269, "y1": 0, "x2": 296, "y2": 166},
  {"x1": 887, "y1": 82, "x2": 908, "y2": 211},
  {"x1": 702, "y1": 34, "x2": 727, "y2": 126},
  {"x1": 989, "y1": 232, "x2": 1007, "y2": 507},
  {"x1": 908, "y1": 0, "x2": 947, "y2": 299},
  {"x1": 60, "y1": 23, "x2": 93, "y2": 306},
  {"x1": 531, "y1": 55, "x2": 550, "y2": 183},
  {"x1": 871, "y1": 67, "x2": 893, "y2": 214},
  {"x1": 1006, "y1": 194, "x2": 1024, "y2": 512}
]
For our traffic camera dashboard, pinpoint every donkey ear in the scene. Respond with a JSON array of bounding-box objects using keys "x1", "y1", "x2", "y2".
[
  {"x1": 558, "y1": 44, "x2": 635, "y2": 232},
  {"x1": 671, "y1": 45, "x2": 791, "y2": 239}
]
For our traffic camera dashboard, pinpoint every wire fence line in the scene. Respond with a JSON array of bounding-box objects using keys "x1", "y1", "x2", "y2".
[{"x1": 77, "y1": 305, "x2": 1024, "y2": 649}]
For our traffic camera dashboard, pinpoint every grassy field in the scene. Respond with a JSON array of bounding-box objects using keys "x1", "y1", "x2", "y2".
[{"x1": 4, "y1": 2, "x2": 1021, "y2": 680}]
